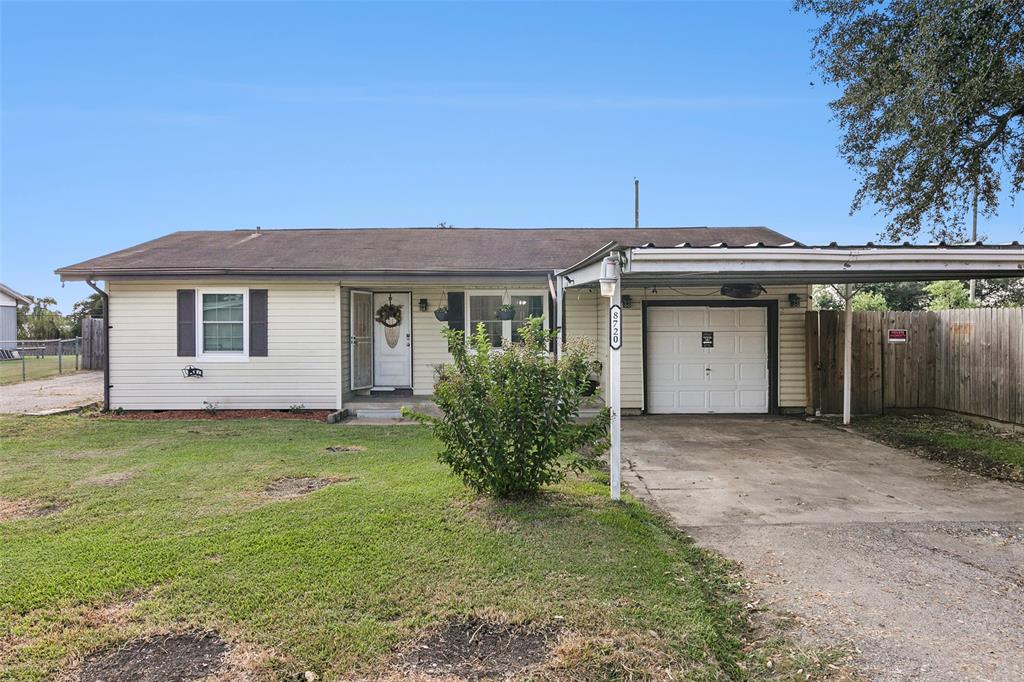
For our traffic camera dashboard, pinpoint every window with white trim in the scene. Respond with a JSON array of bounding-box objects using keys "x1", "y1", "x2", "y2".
[
  {"x1": 197, "y1": 289, "x2": 248, "y2": 359},
  {"x1": 465, "y1": 291, "x2": 547, "y2": 347}
]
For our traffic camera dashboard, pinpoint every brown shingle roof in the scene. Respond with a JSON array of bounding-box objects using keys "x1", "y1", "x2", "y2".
[{"x1": 56, "y1": 226, "x2": 795, "y2": 279}]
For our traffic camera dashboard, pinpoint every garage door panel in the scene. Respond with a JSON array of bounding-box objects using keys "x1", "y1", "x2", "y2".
[
  {"x1": 707, "y1": 362, "x2": 737, "y2": 383},
  {"x1": 678, "y1": 362, "x2": 706, "y2": 383},
  {"x1": 648, "y1": 333, "x2": 679, "y2": 355},
  {"x1": 649, "y1": 308, "x2": 705, "y2": 330},
  {"x1": 708, "y1": 308, "x2": 738, "y2": 327},
  {"x1": 706, "y1": 332, "x2": 739, "y2": 355},
  {"x1": 738, "y1": 390, "x2": 769, "y2": 410},
  {"x1": 738, "y1": 308, "x2": 767, "y2": 327},
  {"x1": 737, "y1": 333, "x2": 768, "y2": 355},
  {"x1": 708, "y1": 390, "x2": 739, "y2": 411},
  {"x1": 737, "y1": 362, "x2": 768, "y2": 382},
  {"x1": 647, "y1": 305, "x2": 769, "y2": 414}
]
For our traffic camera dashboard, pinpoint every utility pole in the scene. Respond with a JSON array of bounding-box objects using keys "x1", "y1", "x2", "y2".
[
  {"x1": 634, "y1": 178, "x2": 639, "y2": 228},
  {"x1": 969, "y1": 180, "x2": 978, "y2": 301}
]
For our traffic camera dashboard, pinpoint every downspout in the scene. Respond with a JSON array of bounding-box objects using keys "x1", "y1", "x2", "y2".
[{"x1": 85, "y1": 279, "x2": 110, "y2": 411}]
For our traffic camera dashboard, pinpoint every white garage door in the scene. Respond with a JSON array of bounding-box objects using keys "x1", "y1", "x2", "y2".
[{"x1": 647, "y1": 306, "x2": 769, "y2": 414}]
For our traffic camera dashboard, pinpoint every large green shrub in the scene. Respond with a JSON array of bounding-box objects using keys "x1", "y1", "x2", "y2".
[{"x1": 406, "y1": 317, "x2": 610, "y2": 498}]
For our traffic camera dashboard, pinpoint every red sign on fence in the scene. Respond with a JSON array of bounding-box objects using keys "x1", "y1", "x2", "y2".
[{"x1": 887, "y1": 328, "x2": 908, "y2": 344}]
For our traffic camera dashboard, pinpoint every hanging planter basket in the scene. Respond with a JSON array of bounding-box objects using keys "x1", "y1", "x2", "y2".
[
  {"x1": 496, "y1": 304, "x2": 516, "y2": 321},
  {"x1": 434, "y1": 306, "x2": 449, "y2": 322}
]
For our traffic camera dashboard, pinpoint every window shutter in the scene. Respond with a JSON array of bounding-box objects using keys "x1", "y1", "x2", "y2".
[
  {"x1": 176, "y1": 289, "x2": 196, "y2": 357},
  {"x1": 447, "y1": 292, "x2": 465, "y2": 331},
  {"x1": 249, "y1": 289, "x2": 268, "y2": 356}
]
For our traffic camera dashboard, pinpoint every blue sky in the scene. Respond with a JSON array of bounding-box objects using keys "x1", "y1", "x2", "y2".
[{"x1": 3, "y1": 1, "x2": 1022, "y2": 311}]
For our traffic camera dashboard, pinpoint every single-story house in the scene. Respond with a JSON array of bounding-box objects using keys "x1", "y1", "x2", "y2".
[
  {"x1": 56, "y1": 227, "x2": 1023, "y2": 431},
  {"x1": 0, "y1": 282, "x2": 30, "y2": 350}
]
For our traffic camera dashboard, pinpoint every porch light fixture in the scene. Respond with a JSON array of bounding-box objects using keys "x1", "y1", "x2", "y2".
[
  {"x1": 788, "y1": 293, "x2": 801, "y2": 307},
  {"x1": 621, "y1": 294, "x2": 633, "y2": 308},
  {"x1": 418, "y1": 298, "x2": 429, "y2": 312},
  {"x1": 599, "y1": 256, "x2": 620, "y2": 297},
  {"x1": 720, "y1": 283, "x2": 766, "y2": 299}
]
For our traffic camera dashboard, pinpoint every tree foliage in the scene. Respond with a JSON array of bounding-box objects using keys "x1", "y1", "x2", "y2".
[
  {"x1": 406, "y1": 318, "x2": 610, "y2": 498},
  {"x1": 16, "y1": 293, "x2": 103, "y2": 340},
  {"x1": 18, "y1": 296, "x2": 69, "y2": 340},
  {"x1": 797, "y1": 0, "x2": 1024, "y2": 241},
  {"x1": 975, "y1": 277, "x2": 1024, "y2": 306},
  {"x1": 68, "y1": 292, "x2": 104, "y2": 337},
  {"x1": 925, "y1": 279, "x2": 977, "y2": 310}
]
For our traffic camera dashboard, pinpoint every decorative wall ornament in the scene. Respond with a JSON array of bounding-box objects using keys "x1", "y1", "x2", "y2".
[{"x1": 375, "y1": 295, "x2": 404, "y2": 348}]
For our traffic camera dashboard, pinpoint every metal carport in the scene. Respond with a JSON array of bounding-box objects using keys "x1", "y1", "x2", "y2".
[{"x1": 555, "y1": 240, "x2": 1024, "y2": 499}]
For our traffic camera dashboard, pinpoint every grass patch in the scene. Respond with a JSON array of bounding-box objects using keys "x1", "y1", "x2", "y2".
[
  {"x1": 851, "y1": 413, "x2": 1024, "y2": 482},
  {"x1": 0, "y1": 356, "x2": 81, "y2": 385},
  {"x1": 0, "y1": 415, "x2": 840, "y2": 680}
]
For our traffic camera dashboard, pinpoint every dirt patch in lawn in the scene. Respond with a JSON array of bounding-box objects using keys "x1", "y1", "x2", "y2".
[
  {"x1": 100, "y1": 409, "x2": 332, "y2": 421},
  {"x1": 0, "y1": 497, "x2": 67, "y2": 522},
  {"x1": 79, "y1": 470, "x2": 138, "y2": 486},
  {"x1": 79, "y1": 631, "x2": 228, "y2": 682},
  {"x1": 263, "y1": 476, "x2": 344, "y2": 499},
  {"x1": 325, "y1": 444, "x2": 367, "y2": 453},
  {"x1": 395, "y1": 616, "x2": 559, "y2": 680}
]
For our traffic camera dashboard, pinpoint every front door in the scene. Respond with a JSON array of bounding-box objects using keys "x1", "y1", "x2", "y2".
[{"x1": 372, "y1": 292, "x2": 412, "y2": 388}]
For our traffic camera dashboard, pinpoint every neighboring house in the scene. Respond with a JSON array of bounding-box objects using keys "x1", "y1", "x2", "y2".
[
  {"x1": 54, "y1": 227, "x2": 1023, "y2": 415},
  {"x1": 0, "y1": 283, "x2": 30, "y2": 350}
]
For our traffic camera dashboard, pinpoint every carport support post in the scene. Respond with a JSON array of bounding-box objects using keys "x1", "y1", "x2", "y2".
[
  {"x1": 608, "y1": 270, "x2": 622, "y2": 501},
  {"x1": 843, "y1": 283, "x2": 853, "y2": 425}
]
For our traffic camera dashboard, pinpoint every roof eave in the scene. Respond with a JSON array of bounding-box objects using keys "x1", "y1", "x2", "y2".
[{"x1": 56, "y1": 267, "x2": 560, "y2": 282}]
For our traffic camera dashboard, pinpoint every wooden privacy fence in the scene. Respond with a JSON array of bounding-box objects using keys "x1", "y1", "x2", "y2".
[
  {"x1": 80, "y1": 317, "x2": 106, "y2": 369},
  {"x1": 807, "y1": 308, "x2": 1024, "y2": 424}
]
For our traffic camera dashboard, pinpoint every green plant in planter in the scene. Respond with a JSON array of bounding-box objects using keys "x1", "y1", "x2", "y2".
[
  {"x1": 434, "y1": 306, "x2": 449, "y2": 321},
  {"x1": 404, "y1": 317, "x2": 610, "y2": 498},
  {"x1": 496, "y1": 303, "x2": 516, "y2": 320}
]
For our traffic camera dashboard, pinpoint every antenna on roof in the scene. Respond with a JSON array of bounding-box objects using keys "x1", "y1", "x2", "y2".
[{"x1": 634, "y1": 178, "x2": 639, "y2": 228}]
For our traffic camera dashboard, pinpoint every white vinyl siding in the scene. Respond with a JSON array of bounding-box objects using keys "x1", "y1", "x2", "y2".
[
  {"x1": 108, "y1": 280, "x2": 340, "y2": 410},
  {"x1": 564, "y1": 285, "x2": 811, "y2": 411},
  {"x1": 108, "y1": 278, "x2": 808, "y2": 412}
]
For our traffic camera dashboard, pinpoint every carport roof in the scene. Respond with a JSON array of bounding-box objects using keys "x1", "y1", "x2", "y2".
[{"x1": 559, "y1": 240, "x2": 1024, "y2": 286}]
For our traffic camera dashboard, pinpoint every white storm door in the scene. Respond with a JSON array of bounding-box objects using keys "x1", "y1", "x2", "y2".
[
  {"x1": 647, "y1": 306, "x2": 769, "y2": 414},
  {"x1": 372, "y1": 292, "x2": 412, "y2": 387},
  {"x1": 350, "y1": 290, "x2": 374, "y2": 391}
]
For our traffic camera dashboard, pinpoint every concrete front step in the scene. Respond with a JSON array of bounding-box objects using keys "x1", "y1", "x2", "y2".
[{"x1": 346, "y1": 399, "x2": 440, "y2": 421}]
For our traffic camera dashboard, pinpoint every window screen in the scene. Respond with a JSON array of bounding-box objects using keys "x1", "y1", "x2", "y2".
[
  {"x1": 511, "y1": 295, "x2": 545, "y2": 342},
  {"x1": 202, "y1": 293, "x2": 244, "y2": 352},
  {"x1": 469, "y1": 295, "x2": 503, "y2": 347}
]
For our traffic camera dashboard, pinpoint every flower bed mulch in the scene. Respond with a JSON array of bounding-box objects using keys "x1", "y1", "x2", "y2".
[{"x1": 98, "y1": 409, "x2": 332, "y2": 421}]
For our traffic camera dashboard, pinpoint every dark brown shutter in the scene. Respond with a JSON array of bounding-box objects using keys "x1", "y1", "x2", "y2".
[
  {"x1": 176, "y1": 289, "x2": 196, "y2": 357},
  {"x1": 447, "y1": 292, "x2": 465, "y2": 331},
  {"x1": 249, "y1": 289, "x2": 268, "y2": 356}
]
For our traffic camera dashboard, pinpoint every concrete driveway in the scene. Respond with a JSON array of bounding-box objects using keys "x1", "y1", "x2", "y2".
[{"x1": 623, "y1": 416, "x2": 1024, "y2": 682}]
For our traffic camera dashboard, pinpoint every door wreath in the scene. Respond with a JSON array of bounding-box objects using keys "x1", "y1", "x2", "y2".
[{"x1": 375, "y1": 297, "x2": 404, "y2": 348}]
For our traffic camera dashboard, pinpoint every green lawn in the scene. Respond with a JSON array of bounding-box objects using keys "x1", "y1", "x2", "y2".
[
  {"x1": 0, "y1": 416, "x2": 836, "y2": 681},
  {"x1": 0, "y1": 356, "x2": 80, "y2": 385},
  {"x1": 853, "y1": 413, "x2": 1024, "y2": 482}
]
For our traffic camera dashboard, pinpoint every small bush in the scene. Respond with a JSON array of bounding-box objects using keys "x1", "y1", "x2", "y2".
[{"x1": 405, "y1": 318, "x2": 610, "y2": 498}]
